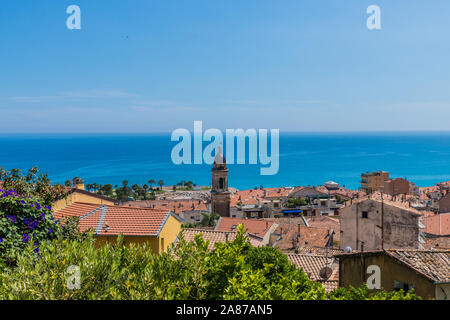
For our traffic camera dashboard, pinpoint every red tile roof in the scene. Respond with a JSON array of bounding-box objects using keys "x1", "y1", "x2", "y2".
[
  {"x1": 306, "y1": 216, "x2": 340, "y2": 232},
  {"x1": 336, "y1": 249, "x2": 450, "y2": 284},
  {"x1": 386, "y1": 249, "x2": 450, "y2": 283},
  {"x1": 182, "y1": 228, "x2": 263, "y2": 249},
  {"x1": 55, "y1": 202, "x2": 177, "y2": 236},
  {"x1": 122, "y1": 199, "x2": 208, "y2": 214},
  {"x1": 230, "y1": 187, "x2": 293, "y2": 207},
  {"x1": 273, "y1": 223, "x2": 335, "y2": 251},
  {"x1": 286, "y1": 253, "x2": 339, "y2": 292},
  {"x1": 215, "y1": 217, "x2": 275, "y2": 237}
]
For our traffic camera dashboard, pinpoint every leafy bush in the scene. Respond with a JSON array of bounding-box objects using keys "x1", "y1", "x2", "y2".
[
  {"x1": 0, "y1": 226, "x2": 324, "y2": 299},
  {"x1": 327, "y1": 284, "x2": 421, "y2": 300},
  {"x1": 0, "y1": 189, "x2": 63, "y2": 266},
  {"x1": 0, "y1": 224, "x2": 421, "y2": 300}
]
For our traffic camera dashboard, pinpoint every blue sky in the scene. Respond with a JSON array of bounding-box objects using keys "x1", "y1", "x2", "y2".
[{"x1": 1, "y1": 0, "x2": 449, "y2": 133}]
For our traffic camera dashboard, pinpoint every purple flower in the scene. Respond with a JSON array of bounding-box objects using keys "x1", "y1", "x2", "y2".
[
  {"x1": 22, "y1": 234, "x2": 30, "y2": 243},
  {"x1": 0, "y1": 237, "x2": 3, "y2": 243},
  {"x1": 34, "y1": 248, "x2": 39, "y2": 253}
]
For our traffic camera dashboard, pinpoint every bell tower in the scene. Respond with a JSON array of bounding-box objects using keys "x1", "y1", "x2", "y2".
[{"x1": 211, "y1": 146, "x2": 231, "y2": 217}]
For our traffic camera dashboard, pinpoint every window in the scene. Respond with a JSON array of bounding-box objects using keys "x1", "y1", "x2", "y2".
[
  {"x1": 219, "y1": 177, "x2": 224, "y2": 189},
  {"x1": 394, "y1": 280, "x2": 413, "y2": 292},
  {"x1": 362, "y1": 211, "x2": 368, "y2": 219}
]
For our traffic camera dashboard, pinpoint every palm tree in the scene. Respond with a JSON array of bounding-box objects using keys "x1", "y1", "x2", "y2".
[
  {"x1": 148, "y1": 179, "x2": 156, "y2": 190},
  {"x1": 64, "y1": 180, "x2": 72, "y2": 187},
  {"x1": 101, "y1": 184, "x2": 113, "y2": 197},
  {"x1": 142, "y1": 184, "x2": 149, "y2": 200},
  {"x1": 132, "y1": 184, "x2": 142, "y2": 197},
  {"x1": 158, "y1": 180, "x2": 164, "y2": 190}
]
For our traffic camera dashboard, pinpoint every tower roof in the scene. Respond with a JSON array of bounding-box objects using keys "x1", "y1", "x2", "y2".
[{"x1": 213, "y1": 145, "x2": 226, "y2": 165}]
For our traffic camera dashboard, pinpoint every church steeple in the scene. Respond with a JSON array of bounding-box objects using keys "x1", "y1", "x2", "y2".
[{"x1": 211, "y1": 146, "x2": 230, "y2": 217}]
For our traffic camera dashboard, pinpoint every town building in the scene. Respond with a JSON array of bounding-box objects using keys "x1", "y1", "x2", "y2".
[
  {"x1": 384, "y1": 178, "x2": 410, "y2": 196},
  {"x1": 215, "y1": 217, "x2": 278, "y2": 245},
  {"x1": 122, "y1": 198, "x2": 209, "y2": 224},
  {"x1": 439, "y1": 192, "x2": 450, "y2": 213},
  {"x1": 52, "y1": 181, "x2": 116, "y2": 212},
  {"x1": 210, "y1": 146, "x2": 231, "y2": 217},
  {"x1": 340, "y1": 196, "x2": 422, "y2": 252},
  {"x1": 423, "y1": 212, "x2": 450, "y2": 236},
  {"x1": 54, "y1": 202, "x2": 182, "y2": 253},
  {"x1": 335, "y1": 249, "x2": 450, "y2": 300},
  {"x1": 360, "y1": 171, "x2": 390, "y2": 193}
]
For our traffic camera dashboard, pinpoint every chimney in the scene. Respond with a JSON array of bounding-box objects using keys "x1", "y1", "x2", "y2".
[{"x1": 73, "y1": 177, "x2": 85, "y2": 190}]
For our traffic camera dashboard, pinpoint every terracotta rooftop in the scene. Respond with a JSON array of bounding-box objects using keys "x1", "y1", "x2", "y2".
[
  {"x1": 287, "y1": 253, "x2": 339, "y2": 291},
  {"x1": 54, "y1": 202, "x2": 178, "y2": 236},
  {"x1": 230, "y1": 187, "x2": 293, "y2": 207},
  {"x1": 181, "y1": 228, "x2": 262, "y2": 249},
  {"x1": 350, "y1": 192, "x2": 423, "y2": 216},
  {"x1": 336, "y1": 249, "x2": 450, "y2": 284},
  {"x1": 315, "y1": 185, "x2": 362, "y2": 199},
  {"x1": 273, "y1": 223, "x2": 337, "y2": 251},
  {"x1": 306, "y1": 216, "x2": 340, "y2": 232},
  {"x1": 122, "y1": 199, "x2": 207, "y2": 214},
  {"x1": 215, "y1": 217, "x2": 275, "y2": 238},
  {"x1": 386, "y1": 249, "x2": 450, "y2": 283}
]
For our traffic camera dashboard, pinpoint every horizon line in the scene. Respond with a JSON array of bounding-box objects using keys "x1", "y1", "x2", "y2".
[{"x1": 1, "y1": 130, "x2": 450, "y2": 135}]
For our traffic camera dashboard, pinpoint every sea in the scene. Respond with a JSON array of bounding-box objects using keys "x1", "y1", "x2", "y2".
[{"x1": 1, "y1": 132, "x2": 450, "y2": 190}]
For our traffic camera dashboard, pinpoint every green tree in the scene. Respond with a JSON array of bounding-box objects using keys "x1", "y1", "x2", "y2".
[
  {"x1": 142, "y1": 184, "x2": 149, "y2": 200},
  {"x1": 100, "y1": 184, "x2": 113, "y2": 197},
  {"x1": 200, "y1": 212, "x2": 220, "y2": 227},
  {"x1": 0, "y1": 167, "x2": 67, "y2": 206}
]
